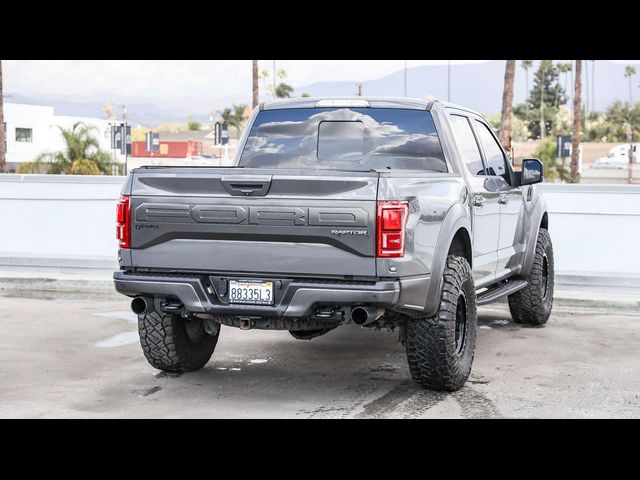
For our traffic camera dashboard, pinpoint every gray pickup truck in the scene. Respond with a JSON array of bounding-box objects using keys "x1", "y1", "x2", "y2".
[{"x1": 114, "y1": 97, "x2": 553, "y2": 391}]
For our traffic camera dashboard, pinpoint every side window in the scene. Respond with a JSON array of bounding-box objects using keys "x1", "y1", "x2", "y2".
[
  {"x1": 448, "y1": 114, "x2": 485, "y2": 175},
  {"x1": 474, "y1": 121, "x2": 509, "y2": 182}
]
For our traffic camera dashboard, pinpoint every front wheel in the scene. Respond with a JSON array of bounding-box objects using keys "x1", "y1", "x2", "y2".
[
  {"x1": 508, "y1": 228, "x2": 554, "y2": 326},
  {"x1": 138, "y1": 300, "x2": 219, "y2": 373},
  {"x1": 405, "y1": 255, "x2": 477, "y2": 391}
]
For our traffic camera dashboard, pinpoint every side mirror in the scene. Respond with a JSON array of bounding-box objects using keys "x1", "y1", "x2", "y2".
[{"x1": 520, "y1": 158, "x2": 544, "y2": 186}]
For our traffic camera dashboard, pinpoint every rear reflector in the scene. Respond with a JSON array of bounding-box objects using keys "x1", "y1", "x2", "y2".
[
  {"x1": 116, "y1": 195, "x2": 131, "y2": 249},
  {"x1": 377, "y1": 201, "x2": 408, "y2": 258}
]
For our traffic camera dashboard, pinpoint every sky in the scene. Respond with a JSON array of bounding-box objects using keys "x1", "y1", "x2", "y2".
[{"x1": 3, "y1": 60, "x2": 489, "y2": 100}]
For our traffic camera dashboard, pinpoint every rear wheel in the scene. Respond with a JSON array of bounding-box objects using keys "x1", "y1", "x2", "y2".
[
  {"x1": 405, "y1": 255, "x2": 477, "y2": 391},
  {"x1": 138, "y1": 300, "x2": 219, "y2": 373},
  {"x1": 508, "y1": 228, "x2": 554, "y2": 326}
]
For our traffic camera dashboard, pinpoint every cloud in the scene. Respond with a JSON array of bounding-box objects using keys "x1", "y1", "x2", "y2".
[{"x1": 3, "y1": 60, "x2": 489, "y2": 100}]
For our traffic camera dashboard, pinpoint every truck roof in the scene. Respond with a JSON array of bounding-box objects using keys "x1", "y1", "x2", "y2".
[{"x1": 260, "y1": 96, "x2": 483, "y2": 117}]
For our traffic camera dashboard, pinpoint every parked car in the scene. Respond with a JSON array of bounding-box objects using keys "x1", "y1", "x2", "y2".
[
  {"x1": 114, "y1": 97, "x2": 553, "y2": 391},
  {"x1": 592, "y1": 144, "x2": 637, "y2": 169}
]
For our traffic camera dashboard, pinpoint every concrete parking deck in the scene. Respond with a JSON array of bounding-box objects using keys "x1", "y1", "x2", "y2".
[{"x1": 1, "y1": 295, "x2": 638, "y2": 418}]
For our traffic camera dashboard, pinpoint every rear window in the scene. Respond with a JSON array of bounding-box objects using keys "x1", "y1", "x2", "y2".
[{"x1": 238, "y1": 108, "x2": 447, "y2": 172}]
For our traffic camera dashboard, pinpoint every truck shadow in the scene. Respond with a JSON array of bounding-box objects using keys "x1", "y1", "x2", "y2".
[{"x1": 135, "y1": 309, "x2": 520, "y2": 418}]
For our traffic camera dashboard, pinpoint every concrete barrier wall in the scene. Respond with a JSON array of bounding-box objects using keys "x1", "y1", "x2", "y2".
[{"x1": 1, "y1": 175, "x2": 639, "y2": 279}]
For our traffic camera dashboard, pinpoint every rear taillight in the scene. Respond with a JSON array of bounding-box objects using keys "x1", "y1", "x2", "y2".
[
  {"x1": 376, "y1": 200, "x2": 409, "y2": 258},
  {"x1": 116, "y1": 195, "x2": 131, "y2": 249}
]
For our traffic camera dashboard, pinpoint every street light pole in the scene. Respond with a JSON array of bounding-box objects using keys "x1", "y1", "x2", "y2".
[
  {"x1": 272, "y1": 60, "x2": 276, "y2": 99},
  {"x1": 447, "y1": 60, "x2": 451, "y2": 102},
  {"x1": 404, "y1": 60, "x2": 407, "y2": 97},
  {"x1": 121, "y1": 105, "x2": 128, "y2": 176}
]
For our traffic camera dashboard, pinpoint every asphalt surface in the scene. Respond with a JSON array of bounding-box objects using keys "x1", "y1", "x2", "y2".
[{"x1": 1, "y1": 294, "x2": 639, "y2": 418}]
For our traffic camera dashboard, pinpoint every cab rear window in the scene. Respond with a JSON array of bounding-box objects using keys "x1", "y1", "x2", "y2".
[{"x1": 238, "y1": 108, "x2": 447, "y2": 172}]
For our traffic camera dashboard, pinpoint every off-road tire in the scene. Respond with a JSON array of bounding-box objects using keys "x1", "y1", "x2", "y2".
[
  {"x1": 138, "y1": 300, "x2": 218, "y2": 373},
  {"x1": 405, "y1": 255, "x2": 477, "y2": 391},
  {"x1": 508, "y1": 228, "x2": 554, "y2": 326}
]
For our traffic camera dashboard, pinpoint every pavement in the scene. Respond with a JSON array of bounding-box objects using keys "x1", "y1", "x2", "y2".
[{"x1": 1, "y1": 293, "x2": 639, "y2": 418}]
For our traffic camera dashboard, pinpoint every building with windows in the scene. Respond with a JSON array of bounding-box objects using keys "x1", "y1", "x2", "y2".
[{"x1": 3, "y1": 102, "x2": 125, "y2": 173}]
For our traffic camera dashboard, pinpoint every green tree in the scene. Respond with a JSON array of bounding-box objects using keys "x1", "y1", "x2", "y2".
[
  {"x1": 267, "y1": 68, "x2": 294, "y2": 99},
  {"x1": 220, "y1": 104, "x2": 248, "y2": 136},
  {"x1": 624, "y1": 66, "x2": 636, "y2": 104},
  {"x1": 533, "y1": 136, "x2": 569, "y2": 182},
  {"x1": 585, "y1": 101, "x2": 640, "y2": 141},
  {"x1": 275, "y1": 83, "x2": 294, "y2": 98},
  {"x1": 23, "y1": 122, "x2": 112, "y2": 175},
  {"x1": 187, "y1": 118, "x2": 201, "y2": 131},
  {"x1": 301, "y1": 92, "x2": 311, "y2": 97},
  {"x1": 526, "y1": 60, "x2": 567, "y2": 139}
]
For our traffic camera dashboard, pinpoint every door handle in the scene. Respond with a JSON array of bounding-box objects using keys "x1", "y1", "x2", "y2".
[
  {"x1": 473, "y1": 196, "x2": 486, "y2": 207},
  {"x1": 498, "y1": 194, "x2": 508, "y2": 205}
]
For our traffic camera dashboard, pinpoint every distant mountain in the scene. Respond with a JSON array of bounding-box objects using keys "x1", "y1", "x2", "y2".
[
  {"x1": 296, "y1": 60, "x2": 640, "y2": 114},
  {"x1": 7, "y1": 60, "x2": 639, "y2": 125},
  {"x1": 5, "y1": 93, "x2": 244, "y2": 127}
]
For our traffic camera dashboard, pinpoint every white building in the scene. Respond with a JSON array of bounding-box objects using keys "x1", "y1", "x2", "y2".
[{"x1": 3, "y1": 102, "x2": 125, "y2": 173}]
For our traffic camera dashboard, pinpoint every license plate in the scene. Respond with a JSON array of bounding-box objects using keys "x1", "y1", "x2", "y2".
[{"x1": 229, "y1": 280, "x2": 274, "y2": 305}]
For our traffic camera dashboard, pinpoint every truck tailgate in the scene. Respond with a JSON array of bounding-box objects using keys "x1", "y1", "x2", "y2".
[{"x1": 128, "y1": 168, "x2": 379, "y2": 277}]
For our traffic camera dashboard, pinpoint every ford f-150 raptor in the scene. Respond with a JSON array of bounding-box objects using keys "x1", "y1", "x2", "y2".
[{"x1": 114, "y1": 97, "x2": 553, "y2": 391}]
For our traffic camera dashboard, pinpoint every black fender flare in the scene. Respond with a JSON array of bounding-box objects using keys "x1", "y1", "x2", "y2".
[
  {"x1": 424, "y1": 202, "x2": 472, "y2": 317},
  {"x1": 520, "y1": 196, "x2": 549, "y2": 278}
]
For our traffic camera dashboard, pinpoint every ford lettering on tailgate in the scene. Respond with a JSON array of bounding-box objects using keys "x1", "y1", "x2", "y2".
[{"x1": 135, "y1": 204, "x2": 368, "y2": 227}]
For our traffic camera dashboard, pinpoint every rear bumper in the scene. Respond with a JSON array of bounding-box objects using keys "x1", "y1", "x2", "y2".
[{"x1": 113, "y1": 271, "x2": 414, "y2": 317}]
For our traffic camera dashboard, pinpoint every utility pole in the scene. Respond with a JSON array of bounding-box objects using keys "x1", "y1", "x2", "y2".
[
  {"x1": 0, "y1": 60, "x2": 6, "y2": 173},
  {"x1": 584, "y1": 60, "x2": 589, "y2": 119},
  {"x1": 121, "y1": 105, "x2": 128, "y2": 176},
  {"x1": 592, "y1": 60, "x2": 596, "y2": 112},
  {"x1": 272, "y1": 60, "x2": 276, "y2": 99},
  {"x1": 403, "y1": 60, "x2": 407, "y2": 97},
  {"x1": 447, "y1": 60, "x2": 451, "y2": 102}
]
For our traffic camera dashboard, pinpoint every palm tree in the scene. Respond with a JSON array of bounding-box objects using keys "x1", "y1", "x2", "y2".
[
  {"x1": 22, "y1": 122, "x2": 112, "y2": 175},
  {"x1": 275, "y1": 83, "x2": 294, "y2": 99},
  {"x1": 259, "y1": 69, "x2": 270, "y2": 92},
  {"x1": 0, "y1": 60, "x2": 6, "y2": 173},
  {"x1": 252, "y1": 60, "x2": 259, "y2": 109},
  {"x1": 500, "y1": 60, "x2": 516, "y2": 155},
  {"x1": 220, "y1": 104, "x2": 248, "y2": 137},
  {"x1": 570, "y1": 60, "x2": 582, "y2": 184},
  {"x1": 557, "y1": 63, "x2": 572, "y2": 100},
  {"x1": 521, "y1": 60, "x2": 533, "y2": 108},
  {"x1": 625, "y1": 66, "x2": 636, "y2": 104}
]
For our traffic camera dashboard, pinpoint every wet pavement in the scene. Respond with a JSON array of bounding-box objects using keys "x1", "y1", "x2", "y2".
[{"x1": 0, "y1": 295, "x2": 639, "y2": 418}]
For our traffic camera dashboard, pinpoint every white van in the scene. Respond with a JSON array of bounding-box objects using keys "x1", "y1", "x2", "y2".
[{"x1": 592, "y1": 144, "x2": 638, "y2": 169}]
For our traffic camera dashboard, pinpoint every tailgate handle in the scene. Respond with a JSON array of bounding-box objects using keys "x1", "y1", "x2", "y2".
[{"x1": 221, "y1": 175, "x2": 272, "y2": 196}]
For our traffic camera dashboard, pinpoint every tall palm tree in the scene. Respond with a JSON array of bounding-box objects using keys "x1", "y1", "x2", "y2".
[
  {"x1": 0, "y1": 60, "x2": 6, "y2": 173},
  {"x1": 24, "y1": 122, "x2": 111, "y2": 175},
  {"x1": 625, "y1": 66, "x2": 636, "y2": 104},
  {"x1": 500, "y1": 60, "x2": 516, "y2": 155},
  {"x1": 252, "y1": 60, "x2": 259, "y2": 109},
  {"x1": 570, "y1": 60, "x2": 582, "y2": 184},
  {"x1": 259, "y1": 69, "x2": 270, "y2": 92},
  {"x1": 557, "y1": 63, "x2": 572, "y2": 100},
  {"x1": 521, "y1": 60, "x2": 533, "y2": 108}
]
